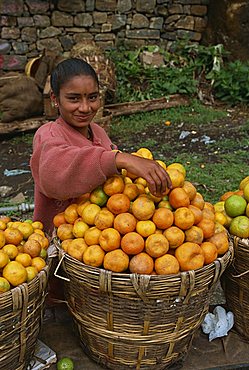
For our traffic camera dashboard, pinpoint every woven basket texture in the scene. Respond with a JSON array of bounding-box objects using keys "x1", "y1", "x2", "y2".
[
  {"x1": 54, "y1": 238, "x2": 233, "y2": 370},
  {"x1": 70, "y1": 41, "x2": 117, "y2": 105},
  {"x1": 222, "y1": 235, "x2": 249, "y2": 340},
  {"x1": 0, "y1": 255, "x2": 53, "y2": 370}
]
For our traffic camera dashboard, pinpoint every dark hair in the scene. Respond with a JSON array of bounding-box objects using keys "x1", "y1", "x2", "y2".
[{"x1": 51, "y1": 58, "x2": 99, "y2": 97}]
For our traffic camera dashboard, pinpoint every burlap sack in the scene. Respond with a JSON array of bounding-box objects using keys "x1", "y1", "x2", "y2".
[{"x1": 0, "y1": 73, "x2": 43, "y2": 123}]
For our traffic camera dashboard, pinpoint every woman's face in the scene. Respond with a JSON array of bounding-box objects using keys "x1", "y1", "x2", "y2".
[{"x1": 53, "y1": 75, "x2": 101, "y2": 135}]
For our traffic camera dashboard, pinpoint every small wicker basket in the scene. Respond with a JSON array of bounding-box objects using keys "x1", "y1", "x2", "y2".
[
  {"x1": 222, "y1": 235, "x2": 249, "y2": 340},
  {"x1": 54, "y1": 238, "x2": 233, "y2": 370},
  {"x1": 0, "y1": 247, "x2": 54, "y2": 370}
]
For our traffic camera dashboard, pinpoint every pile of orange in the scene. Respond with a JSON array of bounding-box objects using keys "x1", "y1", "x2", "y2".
[
  {"x1": 214, "y1": 176, "x2": 249, "y2": 239},
  {"x1": 0, "y1": 216, "x2": 49, "y2": 294},
  {"x1": 55, "y1": 148, "x2": 229, "y2": 275}
]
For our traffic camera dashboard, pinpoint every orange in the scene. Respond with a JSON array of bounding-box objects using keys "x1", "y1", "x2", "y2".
[
  {"x1": 31, "y1": 256, "x2": 46, "y2": 272},
  {"x1": 106, "y1": 193, "x2": 130, "y2": 215},
  {"x1": 136, "y1": 147, "x2": 153, "y2": 159},
  {"x1": 131, "y1": 196, "x2": 155, "y2": 220},
  {"x1": 57, "y1": 223, "x2": 74, "y2": 241},
  {"x1": 124, "y1": 176, "x2": 133, "y2": 184},
  {"x1": 129, "y1": 252, "x2": 154, "y2": 274},
  {"x1": 123, "y1": 183, "x2": 140, "y2": 200},
  {"x1": 0, "y1": 277, "x2": 11, "y2": 293},
  {"x1": 169, "y1": 187, "x2": 190, "y2": 209},
  {"x1": 28, "y1": 232, "x2": 49, "y2": 250},
  {"x1": 77, "y1": 200, "x2": 91, "y2": 217},
  {"x1": 200, "y1": 242, "x2": 218, "y2": 264},
  {"x1": 4, "y1": 228, "x2": 23, "y2": 246},
  {"x1": 190, "y1": 192, "x2": 205, "y2": 210},
  {"x1": 214, "y1": 221, "x2": 227, "y2": 234},
  {"x1": 3, "y1": 261, "x2": 27, "y2": 286},
  {"x1": 17, "y1": 222, "x2": 34, "y2": 239},
  {"x1": 53, "y1": 212, "x2": 66, "y2": 228},
  {"x1": 81, "y1": 203, "x2": 101, "y2": 225},
  {"x1": 246, "y1": 203, "x2": 249, "y2": 218},
  {"x1": 203, "y1": 202, "x2": 215, "y2": 212},
  {"x1": 145, "y1": 234, "x2": 169, "y2": 258},
  {"x1": 175, "y1": 242, "x2": 205, "y2": 271},
  {"x1": 90, "y1": 186, "x2": 108, "y2": 206},
  {"x1": 188, "y1": 205, "x2": 203, "y2": 225},
  {"x1": 207, "y1": 232, "x2": 229, "y2": 255},
  {"x1": 0, "y1": 230, "x2": 5, "y2": 248},
  {"x1": 214, "y1": 201, "x2": 225, "y2": 213},
  {"x1": 23, "y1": 239, "x2": 42, "y2": 258},
  {"x1": 239, "y1": 176, "x2": 249, "y2": 190},
  {"x1": 136, "y1": 220, "x2": 156, "y2": 238},
  {"x1": 224, "y1": 194, "x2": 247, "y2": 217},
  {"x1": 197, "y1": 218, "x2": 215, "y2": 239},
  {"x1": 163, "y1": 226, "x2": 185, "y2": 249},
  {"x1": 67, "y1": 238, "x2": 88, "y2": 260},
  {"x1": 113, "y1": 213, "x2": 137, "y2": 234},
  {"x1": 0, "y1": 220, "x2": 7, "y2": 231},
  {"x1": 64, "y1": 203, "x2": 79, "y2": 224},
  {"x1": 32, "y1": 221, "x2": 44, "y2": 230},
  {"x1": 202, "y1": 208, "x2": 215, "y2": 221},
  {"x1": 84, "y1": 226, "x2": 101, "y2": 246},
  {"x1": 26, "y1": 266, "x2": 38, "y2": 282},
  {"x1": 229, "y1": 215, "x2": 249, "y2": 238},
  {"x1": 134, "y1": 177, "x2": 147, "y2": 187},
  {"x1": 185, "y1": 226, "x2": 204, "y2": 245},
  {"x1": 60, "y1": 239, "x2": 73, "y2": 253},
  {"x1": 94, "y1": 209, "x2": 114, "y2": 230},
  {"x1": 0, "y1": 250, "x2": 10, "y2": 268},
  {"x1": 40, "y1": 248, "x2": 47, "y2": 260},
  {"x1": 72, "y1": 220, "x2": 89, "y2": 238},
  {"x1": 0, "y1": 215, "x2": 11, "y2": 224},
  {"x1": 103, "y1": 175, "x2": 125, "y2": 196},
  {"x1": 166, "y1": 168, "x2": 185, "y2": 188},
  {"x1": 155, "y1": 254, "x2": 180, "y2": 275},
  {"x1": 156, "y1": 159, "x2": 167, "y2": 170},
  {"x1": 121, "y1": 232, "x2": 145, "y2": 255},
  {"x1": 34, "y1": 229, "x2": 46, "y2": 237},
  {"x1": 135, "y1": 183, "x2": 145, "y2": 195},
  {"x1": 174, "y1": 207, "x2": 195, "y2": 230},
  {"x1": 10, "y1": 221, "x2": 22, "y2": 229},
  {"x1": 144, "y1": 187, "x2": 163, "y2": 203},
  {"x1": 158, "y1": 200, "x2": 173, "y2": 210},
  {"x1": 152, "y1": 208, "x2": 174, "y2": 229},
  {"x1": 83, "y1": 245, "x2": 105, "y2": 267},
  {"x1": 167, "y1": 162, "x2": 186, "y2": 178},
  {"x1": 182, "y1": 180, "x2": 197, "y2": 201},
  {"x1": 2, "y1": 244, "x2": 19, "y2": 260},
  {"x1": 220, "y1": 191, "x2": 234, "y2": 201},
  {"x1": 76, "y1": 193, "x2": 90, "y2": 204},
  {"x1": 214, "y1": 211, "x2": 227, "y2": 226},
  {"x1": 99, "y1": 228, "x2": 121, "y2": 252},
  {"x1": 15, "y1": 253, "x2": 32, "y2": 267},
  {"x1": 103, "y1": 249, "x2": 129, "y2": 272},
  {"x1": 243, "y1": 182, "x2": 249, "y2": 202}
]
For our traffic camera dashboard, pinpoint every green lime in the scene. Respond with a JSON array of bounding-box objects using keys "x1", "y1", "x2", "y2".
[
  {"x1": 229, "y1": 215, "x2": 249, "y2": 238},
  {"x1": 57, "y1": 357, "x2": 74, "y2": 370},
  {"x1": 224, "y1": 194, "x2": 247, "y2": 218},
  {"x1": 90, "y1": 186, "x2": 108, "y2": 206}
]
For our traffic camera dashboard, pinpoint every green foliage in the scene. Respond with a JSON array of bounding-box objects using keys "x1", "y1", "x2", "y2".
[{"x1": 107, "y1": 42, "x2": 249, "y2": 104}]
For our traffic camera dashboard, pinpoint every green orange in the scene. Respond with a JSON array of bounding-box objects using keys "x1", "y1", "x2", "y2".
[{"x1": 90, "y1": 186, "x2": 108, "y2": 206}]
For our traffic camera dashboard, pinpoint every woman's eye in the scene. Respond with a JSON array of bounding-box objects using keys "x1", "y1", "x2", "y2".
[{"x1": 89, "y1": 95, "x2": 98, "y2": 102}]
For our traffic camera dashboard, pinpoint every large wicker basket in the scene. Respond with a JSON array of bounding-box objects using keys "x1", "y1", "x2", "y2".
[
  {"x1": 222, "y1": 235, "x2": 249, "y2": 340},
  {"x1": 0, "y1": 247, "x2": 54, "y2": 370},
  {"x1": 54, "y1": 239, "x2": 233, "y2": 370}
]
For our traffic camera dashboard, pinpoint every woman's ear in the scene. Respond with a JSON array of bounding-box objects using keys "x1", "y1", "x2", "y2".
[{"x1": 50, "y1": 91, "x2": 58, "y2": 108}]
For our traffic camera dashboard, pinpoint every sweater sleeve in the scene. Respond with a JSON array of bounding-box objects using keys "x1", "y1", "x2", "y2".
[{"x1": 31, "y1": 135, "x2": 119, "y2": 200}]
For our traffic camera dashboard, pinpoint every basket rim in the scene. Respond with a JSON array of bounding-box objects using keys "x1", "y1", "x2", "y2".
[{"x1": 53, "y1": 235, "x2": 233, "y2": 280}]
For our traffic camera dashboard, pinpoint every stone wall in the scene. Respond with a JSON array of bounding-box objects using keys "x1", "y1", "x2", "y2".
[{"x1": 0, "y1": 0, "x2": 209, "y2": 72}]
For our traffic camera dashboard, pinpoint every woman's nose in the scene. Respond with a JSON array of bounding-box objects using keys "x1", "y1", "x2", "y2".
[{"x1": 78, "y1": 99, "x2": 90, "y2": 112}]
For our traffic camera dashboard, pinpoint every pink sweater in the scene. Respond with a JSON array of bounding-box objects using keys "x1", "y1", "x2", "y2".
[{"x1": 30, "y1": 117, "x2": 119, "y2": 235}]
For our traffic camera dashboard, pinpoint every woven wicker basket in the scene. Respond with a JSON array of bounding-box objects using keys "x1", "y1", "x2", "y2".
[
  {"x1": 54, "y1": 238, "x2": 233, "y2": 370},
  {"x1": 0, "y1": 248, "x2": 54, "y2": 370},
  {"x1": 221, "y1": 235, "x2": 249, "y2": 340}
]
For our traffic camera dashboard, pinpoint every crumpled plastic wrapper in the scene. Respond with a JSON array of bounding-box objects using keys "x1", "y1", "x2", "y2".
[
  {"x1": 201, "y1": 306, "x2": 234, "y2": 341},
  {"x1": 27, "y1": 340, "x2": 57, "y2": 370}
]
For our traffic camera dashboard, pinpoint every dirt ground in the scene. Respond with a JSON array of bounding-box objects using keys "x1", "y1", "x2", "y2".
[{"x1": 0, "y1": 103, "x2": 249, "y2": 213}]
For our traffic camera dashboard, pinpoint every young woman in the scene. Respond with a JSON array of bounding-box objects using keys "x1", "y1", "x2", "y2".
[{"x1": 30, "y1": 58, "x2": 171, "y2": 234}]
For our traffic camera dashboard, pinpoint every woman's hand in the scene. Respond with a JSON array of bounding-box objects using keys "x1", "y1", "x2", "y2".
[{"x1": 115, "y1": 152, "x2": 172, "y2": 196}]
